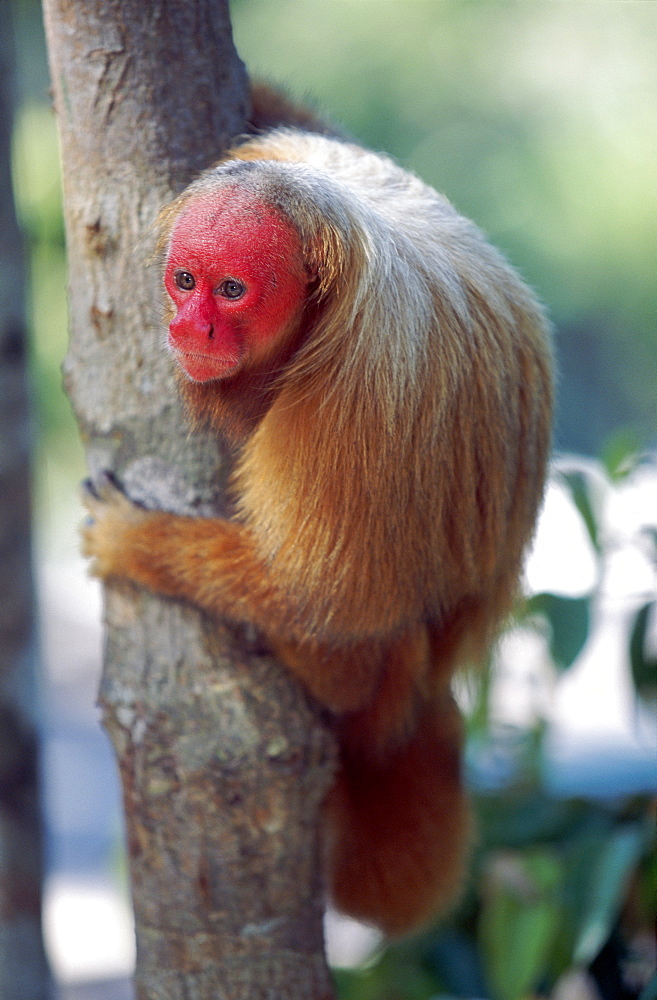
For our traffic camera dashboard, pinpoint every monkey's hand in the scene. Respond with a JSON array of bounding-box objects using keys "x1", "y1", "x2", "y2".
[{"x1": 81, "y1": 472, "x2": 151, "y2": 581}]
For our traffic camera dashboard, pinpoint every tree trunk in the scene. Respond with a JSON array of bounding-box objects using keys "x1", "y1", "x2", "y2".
[
  {"x1": 0, "y1": 4, "x2": 52, "y2": 998},
  {"x1": 41, "y1": 2, "x2": 337, "y2": 997}
]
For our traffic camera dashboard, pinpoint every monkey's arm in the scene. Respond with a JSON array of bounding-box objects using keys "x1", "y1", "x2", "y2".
[
  {"x1": 81, "y1": 474, "x2": 387, "y2": 712},
  {"x1": 82, "y1": 475, "x2": 279, "y2": 624}
]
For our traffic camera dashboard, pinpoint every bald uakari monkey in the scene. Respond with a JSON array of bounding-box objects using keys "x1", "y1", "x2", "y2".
[{"x1": 83, "y1": 85, "x2": 553, "y2": 935}]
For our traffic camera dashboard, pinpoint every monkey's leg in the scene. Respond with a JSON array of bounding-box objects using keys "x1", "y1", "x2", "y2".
[{"x1": 326, "y1": 693, "x2": 470, "y2": 935}]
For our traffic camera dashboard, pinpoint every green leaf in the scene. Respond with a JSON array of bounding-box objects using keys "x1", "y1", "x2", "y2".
[
  {"x1": 479, "y1": 850, "x2": 562, "y2": 1000},
  {"x1": 527, "y1": 592, "x2": 591, "y2": 671},
  {"x1": 572, "y1": 823, "x2": 646, "y2": 966},
  {"x1": 629, "y1": 601, "x2": 657, "y2": 702},
  {"x1": 600, "y1": 428, "x2": 641, "y2": 482},
  {"x1": 559, "y1": 469, "x2": 602, "y2": 553}
]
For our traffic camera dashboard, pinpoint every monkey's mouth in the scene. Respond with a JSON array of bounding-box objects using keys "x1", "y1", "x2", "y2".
[{"x1": 169, "y1": 345, "x2": 242, "y2": 383}]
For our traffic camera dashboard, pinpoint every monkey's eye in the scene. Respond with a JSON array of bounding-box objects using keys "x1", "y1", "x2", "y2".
[
  {"x1": 218, "y1": 279, "x2": 246, "y2": 300},
  {"x1": 174, "y1": 270, "x2": 195, "y2": 291}
]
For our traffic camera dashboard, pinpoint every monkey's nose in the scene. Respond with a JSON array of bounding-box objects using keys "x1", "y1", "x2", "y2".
[{"x1": 169, "y1": 313, "x2": 214, "y2": 346}]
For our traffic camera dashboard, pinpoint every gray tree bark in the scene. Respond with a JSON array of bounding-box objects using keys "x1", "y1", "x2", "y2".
[
  {"x1": 41, "y1": 2, "x2": 337, "y2": 997},
  {"x1": 0, "y1": 4, "x2": 52, "y2": 998}
]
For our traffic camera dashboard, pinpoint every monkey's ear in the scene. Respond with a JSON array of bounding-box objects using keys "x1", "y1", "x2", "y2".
[{"x1": 303, "y1": 254, "x2": 321, "y2": 287}]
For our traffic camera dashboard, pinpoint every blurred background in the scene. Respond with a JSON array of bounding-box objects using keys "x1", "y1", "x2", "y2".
[{"x1": 3, "y1": 1, "x2": 656, "y2": 998}]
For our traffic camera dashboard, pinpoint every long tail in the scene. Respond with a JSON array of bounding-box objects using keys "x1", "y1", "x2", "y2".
[{"x1": 324, "y1": 693, "x2": 471, "y2": 935}]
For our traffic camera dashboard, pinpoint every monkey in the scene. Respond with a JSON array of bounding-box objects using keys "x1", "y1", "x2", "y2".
[{"x1": 82, "y1": 85, "x2": 553, "y2": 936}]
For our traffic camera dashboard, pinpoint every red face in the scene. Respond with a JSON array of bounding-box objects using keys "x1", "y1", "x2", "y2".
[{"x1": 164, "y1": 189, "x2": 308, "y2": 382}]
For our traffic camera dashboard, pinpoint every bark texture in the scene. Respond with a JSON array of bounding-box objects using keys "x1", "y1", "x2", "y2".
[
  {"x1": 0, "y1": 4, "x2": 52, "y2": 997},
  {"x1": 41, "y1": 2, "x2": 337, "y2": 996}
]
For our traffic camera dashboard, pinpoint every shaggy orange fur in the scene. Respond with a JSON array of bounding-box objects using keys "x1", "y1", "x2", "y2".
[{"x1": 82, "y1": 85, "x2": 553, "y2": 935}]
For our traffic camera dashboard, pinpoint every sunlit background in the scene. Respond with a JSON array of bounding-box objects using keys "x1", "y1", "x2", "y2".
[{"x1": 6, "y1": 1, "x2": 656, "y2": 998}]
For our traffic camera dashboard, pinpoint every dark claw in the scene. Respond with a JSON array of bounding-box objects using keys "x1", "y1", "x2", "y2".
[
  {"x1": 98, "y1": 469, "x2": 121, "y2": 491},
  {"x1": 81, "y1": 477, "x2": 100, "y2": 501},
  {"x1": 81, "y1": 470, "x2": 124, "y2": 504}
]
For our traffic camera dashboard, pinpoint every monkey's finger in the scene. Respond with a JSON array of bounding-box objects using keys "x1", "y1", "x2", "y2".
[
  {"x1": 80, "y1": 472, "x2": 121, "y2": 501},
  {"x1": 81, "y1": 470, "x2": 130, "y2": 512},
  {"x1": 80, "y1": 481, "x2": 105, "y2": 522},
  {"x1": 80, "y1": 474, "x2": 122, "y2": 520},
  {"x1": 95, "y1": 469, "x2": 125, "y2": 502},
  {"x1": 81, "y1": 477, "x2": 99, "y2": 502}
]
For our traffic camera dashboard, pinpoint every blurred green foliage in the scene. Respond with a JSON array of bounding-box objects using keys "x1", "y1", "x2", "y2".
[
  {"x1": 10, "y1": 0, "x2": 85, "y2": 549},
  {"x1": 12, "y1": 103, "x2": 67, "y2": 432}
]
